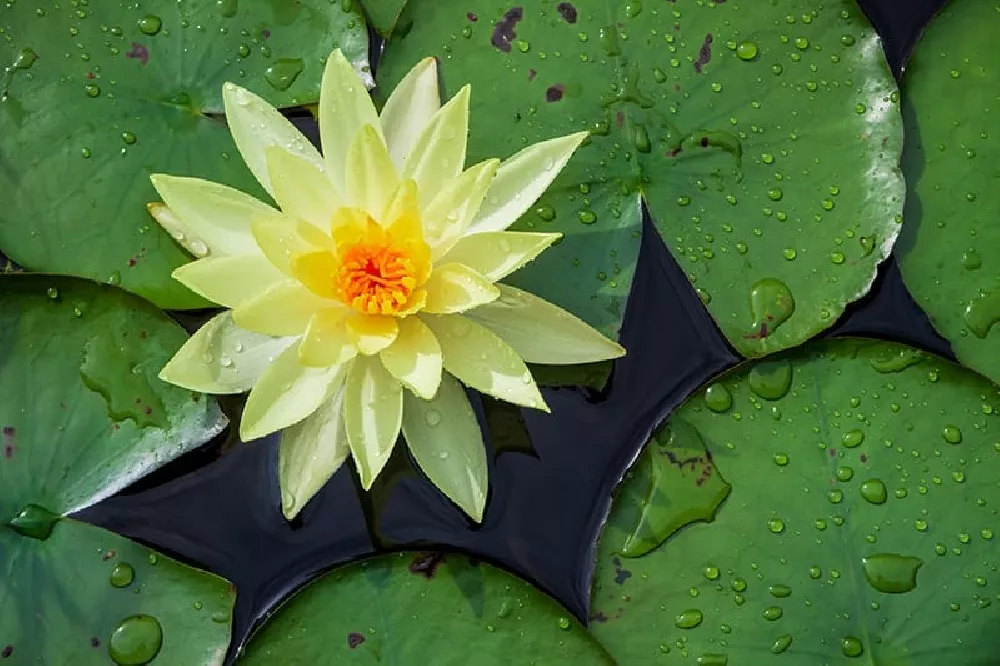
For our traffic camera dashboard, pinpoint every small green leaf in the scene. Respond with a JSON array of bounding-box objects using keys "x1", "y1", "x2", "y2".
[
  {"x1": 0, "y1": 274, "x2": 226, "y2": 515},
  {"x1": 897, "y1": 0, "x2": 1000, "y2": 383},
  {"x1": 376, "y1": 0, "x2": 904, "y2": 355},
  {"x1": 239, "y1": 552, "x2": 613, "y2": 664},
  {"x1": 0, "y1": 517, "x2": 235, "y2": 665},
  {"x1": 591, "y1": 339, "x2": 1000, "y2": 664},
  {"x1": 0, "y1": 1, "x2": 371, "y2": 308},
  {"x1": 0, "y1": 274, "x2": 233, "y2": 663}
]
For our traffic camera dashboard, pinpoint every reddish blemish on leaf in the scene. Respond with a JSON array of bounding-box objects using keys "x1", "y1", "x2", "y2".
[
  {"x1": 545, "y1": 83, "x2": 564, "y2": 102},
  {"x1": 467, "y1": 11, "x2": 478, "y2": 21},
  {"x1": 742, "y1": 322, "x2": 769, "y2": 340},
  {"x1": 86, "y1": 72, "x2": 95, "y2": 79},
  {"x1": 409, "y1": 552, "x2": 446, "y2": 578},
  {"x1": 347, "y1": 633, "x2": 365, "y2": 649},
  {"x1": 615, "y1": 111, "x2": 624, "y2": 128},
  {"x1": 1, "y1": 645, "x2": 12, "y2": 658},
  {"x1": 262, "y1": 29, "x2": 271, "y2": 39},
  {"x1": 3, "y1": 426, "x2": 14, "y2": 459},
  {"x1": 694, "y1": 33, "x2": 713, "y2": 73},
  {"x1": 126, "y1": 42, "x2": 149, "y2": 65},
  {"x1": 102, "y1": 549, "x2": 117, "y2": 561},
  {"x1": 128, "y1": 258, "x2": 137, "y2": 267},
  {"x1": 490, "y1": 7, "x2": 523, "y2": 53},
  {"x1": 860, "y1": 453, "x2": 868, "y2": 463},
  {"x1": 828, "y1": 448, "x2": 837, "y2": 457},
  {"x1": 528, "y1": 68, "x2": 536, "y2": 80},
  {"x1": 556, "y1": 2, "x2": 578, "y2": 23},
  {"x1": 90, "y1": 638, "x2": 100, "y2": 648}
]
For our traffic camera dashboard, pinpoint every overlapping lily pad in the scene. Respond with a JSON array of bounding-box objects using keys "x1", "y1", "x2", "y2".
[
  {"x1": 239, "y1": 551, "x2": 612, "y2": 664},
  {"x1": 591, "y1": 339, "x2": 1000, "y2": 663},
  {"x1": 376, "y1": 1, "x2": 904, "y2": 353},
  {"x1": 0, "y1": 274, "x2": 233, "y2": 663},
  {"x1": 0, "y1": 0, "x2": 370, "y2": 308},
  {"x1": 897, "y1": 0, "x2": 1000, "y2": 384}
]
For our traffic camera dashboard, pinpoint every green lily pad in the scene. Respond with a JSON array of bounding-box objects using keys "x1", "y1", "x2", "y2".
[
  {"x1": 376, "y1": 1, "x2": 904, "y2": 352},
  {"x1": 590, "y1": 339, "x2": 1000, "y2": 664},
  {"x1": 0, "y1": 0, "x2": 370, "y2": 309},
  {"x1": 0, "y1": 516, "x2": 236, "y2": 664},
  {"x1": 897, "y1": 0, "x2": 1000, "y2": 384},
  {"x1": 359, "y1": 0, "x2": 410, "y2": 37},
  {"x1": 0, "y1": 274, "x2": 233, "y2": 662},
  {"x1": 239, "y1": 551, "x2": 613, "y2": 664}
]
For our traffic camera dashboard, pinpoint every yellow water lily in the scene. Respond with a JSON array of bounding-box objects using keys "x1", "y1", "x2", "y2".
[{"x1": 148, "y1": 48, "x2": 625, "y2": 522}]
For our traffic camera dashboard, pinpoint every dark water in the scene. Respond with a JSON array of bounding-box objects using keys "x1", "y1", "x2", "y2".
[{"x1": 76, "y1": 0, "x2": 951, "y2": 661}]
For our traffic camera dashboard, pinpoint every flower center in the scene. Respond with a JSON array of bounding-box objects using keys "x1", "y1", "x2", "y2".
[{"x1": 336, "y1": 234, "x2": 418, "y2": 315}]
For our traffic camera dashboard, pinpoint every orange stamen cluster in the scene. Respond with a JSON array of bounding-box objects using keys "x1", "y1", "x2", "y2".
[{"x1": 336, "y1": 238, "x2": 417, "y2": 315}]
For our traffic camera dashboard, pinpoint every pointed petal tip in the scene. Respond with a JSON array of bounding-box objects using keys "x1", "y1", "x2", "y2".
[{"x1": 281, "y1": 499, "x2": 302, "y2": 521}]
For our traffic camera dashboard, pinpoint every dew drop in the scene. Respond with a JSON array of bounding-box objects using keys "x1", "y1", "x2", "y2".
[
  {"x1": 861, "y1": 553, "x2": 923, "y2": 593},
  {"x1": 840, "y1": 636, "x2": 864, "y2": 658},
  {"x1": 841, "y1": 429, "x2": 865, "y2": 448},
  {"x1": 704, "y1": 383, "x2": 732, "y2": 412},
  {"x1": 859, "y1": 478, "x2": 887, "y2": 505},
  {"x1": 674, "y1": 609, "x2": 704, "y2": 629},
  {"x1": 747, "y1": 359, "x2": 792, "y2": 400},
  {"x1": 108, "y1": 615, "x2": 162, "y2": 665},
  {"x1": 137, "y1": 15, "x2": 162, "y2": 35},
  {"x1": 941, "y1": 425, "x2": 962, "y2": 444},
  {"x1": 748, "y1": 278, "x2": 795, "y2": 337},
  {"x1": 425, "y1": 409, "x2": 442, "y2": 427},
  {"x1": 771, "y1": 634, "x2": 793, "y2": 654},
  {"x1": 264, "y1": 58, "x2": 305, "y2": 91},
  {"x1": 736, "y1": 41, "x2": 758, "y2": 61},
  {"x1": 762, "y1": 606, "x2": 783, "y2": 621},
  {"x1": 110, "y1": 563, "x2": 135, "y2": 588}
]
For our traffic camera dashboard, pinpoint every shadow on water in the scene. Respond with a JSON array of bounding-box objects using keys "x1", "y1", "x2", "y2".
[{"x1": 76, "y1": 0, "x2": 951, "y2": 662}]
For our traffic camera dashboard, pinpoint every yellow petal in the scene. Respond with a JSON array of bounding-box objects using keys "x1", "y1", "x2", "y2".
[
  {"x1": 232, "y1": 280, "x2": 331, "y2": 336},
  {"x1": 159, "y1": 311, "x2": 296, "y2": 394},
  {"x1": 420, "y1": 314, "x2": 548, "y2": 411},
  {"x1": 466, "y1": 284, "x2": 626, "y2": 364},
  {"x1": 253, "y1": 218, "x2": 333, "y2": 276},
  {"x1": 344, "y1": 124, "x2": 399, "y2": 221},
  {"x1": 379, "y1": 316, "x2": 442, "y2": 399},
  {"x1": 299, "y1": 308, "x2": 358, "y2": 368},
  {"x1": 384, "y1": 180, "x2": 422, "y2": 240},
  {"x1": 265, "y1": 146, "x2": 343, "y2": 229},
  {"x1": 437, "y1": 232, "x2": 560, "y2": 282},
  {"x1": 289, "y1": 249, "x2": 339, "y2": 300},
  {"x1": 149, "y1": 175, "x2": 282, "y2": 256},
  {"x1": 380, "y1": 57, "x2": 440, "y2": 171},
  {"x1": 468, "y1": 131, "x2": 589, "y2": 234},
  {"x1": 401, "y1": 372, "x2": 487, "y2": 522},
  {"x1": 395, "y1": 288, "x2": 428, "y2": 317},
  {"x1": 330, "y1": 206, "x2": 372, "y2": 246},
  {"x1": 421, "y1": 159, "x2": 498, "y2": 258},
  {"x1": 344, "y1": 355, "x2": 403, "y2": 489},
  {"x1": 319, "y1": 49, "x2": 382, "y2": 193},
  {"x1": 346, "y1": 314, "x2": 398, "y2": 355},
  {"x1": 171, "y1": 255, "x2": 285, "y2": 308},
  {"x1": 146, "y1": 203, "x2": 213, "y2": 259},
  {"x1": 422, "y1": 263, "x2": 500, "y2": 314},
  {"x1": 402, "y1": 85, "x2": 470, "y2": 208},
  {"x1": 222, "y1": 82, "x2": 325, "y2": 197},
  {"x1": 279, "y1": 384, "x2": 350, "y2": 519},
  {"x1": 240, "y1": 343, "x2": 349, "y2": 441}
]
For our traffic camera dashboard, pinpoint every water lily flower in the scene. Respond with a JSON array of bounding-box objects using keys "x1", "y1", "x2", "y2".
[{"x1": 148, "y1": 48, "x2": 625, "y2": 522}]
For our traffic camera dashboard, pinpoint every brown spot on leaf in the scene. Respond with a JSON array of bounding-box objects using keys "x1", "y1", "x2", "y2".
[
  {"x1": 409, "y1": 552, "x2": 446, "y2": 578},
  {"x1": 90, "y1": 638, "x2": 100, "y2": 648},
  {"x1": 528, "y1": 68, "x2": 536, "y2": 80},
  {"x1": 557, "y1": 2, "x2": 578, "y2": 23},
  {"x1": 125, "y1": 42, "x2": 149, "y2": 65},
  {"x1": 491, "y1": 7, "x2": 523, "y2": 53},
  {"x1": 694, "y1": 33, "x2": 713, "y2": 73},
  {"x1": 347, "y1": 632, "x2": 365, "y2": 649},
  {"x1": 102, "y1": 549, "x2": 117, "y2": 561},
  {"x1": 1, "y1": 645, "x2": 12, "y2": 659},
  {"x1": 860, "y1": 453, "x2": 868, "y2": 463},
  {"x1": 545, "y1": 83, "x2": 564, "y2": 102},
  {"x1": 467, "y1": 11, "x2": 478, "y2": 21}
]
